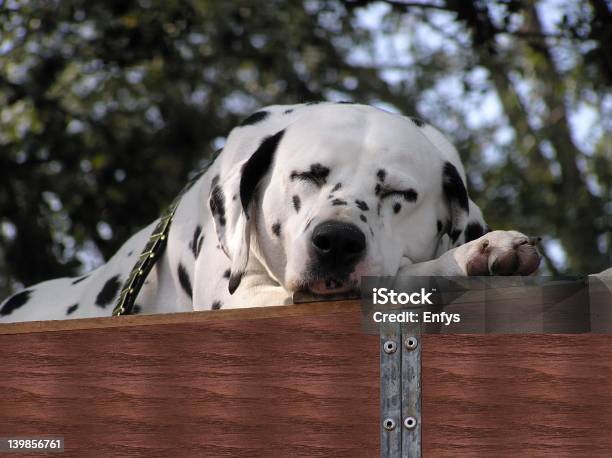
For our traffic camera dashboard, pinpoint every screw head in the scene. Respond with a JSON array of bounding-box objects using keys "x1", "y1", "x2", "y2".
[
  {"x1": 404, "y1": 336, "x2": 418, "y2": 351},
  {"x1": 404, "y1": 416, "x2": 417, "y2": 430},
  {"x1": 383, "y1": 418, "x2": 396, "y2": 431},
  {"x1": 383, "y1": 340, "x2": 397, "y2": 354}
]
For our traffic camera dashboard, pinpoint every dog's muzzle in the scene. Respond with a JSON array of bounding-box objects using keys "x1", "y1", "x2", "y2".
[
  {"x1": 303, "y1": 220, "x2": 366, "y2": 295},
  {"x1": 311, "y1": 220, "x2": 366, "y2": 271}
]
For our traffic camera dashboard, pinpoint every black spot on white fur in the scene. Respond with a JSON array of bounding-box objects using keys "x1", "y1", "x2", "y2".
[
  {"x1": 239, "y1": 110, "x2": 269, "y2": 127},
  {"x1": 442, "y1": 162, "x2": 469, "y2": 212},
  {"x1": 223, "y1": 269, "x2": 231, "y2": 279},
  {"x1": 212, "y1": 300, "x2": 222, "y2": 310},
  {"x1": 360, "y1": 214, "x2": 367, "y2": 223},
  {"x1": 240, "y1": 130, "x2": 286, "y2": 214},
  {"x1": 442, "y1": 162, "x2": 470, "y2": 243},
  {"x1": 355, "y1": 200, "x2": 369, "y2": 211},
  {"x1": 228, "y1": 271, "x2": 243, "y2": 294},
  {"x1": 72, "y1": 275, "x2": 89, "y2": 285},
  {"x1": 465, "y1": 222, "x2": 485, "y2": 243},
  {"x1": 272, "y1": 222, "x2": 281, "y2": 237},
  {"x1": 290, "y1": 163, "x2": 330, "y2": 187},
  {"x1": 292, "y1": 195, "x2": 301, "y2": 213},
  {"x1": 331, "y1": 183, "x2": 342, "y2": 192},
  {"x1": 209, "y1": 175, "x2": 226, "y2": 226},
  {"x1": 95, "y1": 275, "x2": 121, "y2": 308},
  {"x1": 66, "y1": 303, "x2": 78, "y2": 315},
  {"x1": 0, "y1": 289, "x2": 32, "y2": 316},
  {"x1": 393, "y1": 202, "x2": 401, "y2": 214},
  {"x1": 284, "y1": 109, "x2": 293, "y2": 114},
  {"x1": 377, "y1": 169, "x2": 386, "y2": 182},
  {"x1": 178, "y1": 263, "x2": 192, "y2": 299},
  {"x1": 189, "y1": 225, "x2": 203, "y2": 258},
  {"x1": 332, "y1": 198, "x2": 347, "y2": 206}
]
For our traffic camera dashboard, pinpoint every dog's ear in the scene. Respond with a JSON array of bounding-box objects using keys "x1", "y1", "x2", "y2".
[
  {"x1": 441, "y1": 161, "x2": 470, "y2": 247},
  {"x1": 208, "y1": 130, "x2": 285, "y2": 294}
]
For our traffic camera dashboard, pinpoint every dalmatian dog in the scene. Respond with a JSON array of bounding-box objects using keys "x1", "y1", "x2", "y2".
[{"x1": 0, "y1": 102, "x2": 548, "y2": 323}]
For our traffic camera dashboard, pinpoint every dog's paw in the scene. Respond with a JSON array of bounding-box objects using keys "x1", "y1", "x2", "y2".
[{"x1": 459, "y1": 230, "x2": 541, "y2": 276}]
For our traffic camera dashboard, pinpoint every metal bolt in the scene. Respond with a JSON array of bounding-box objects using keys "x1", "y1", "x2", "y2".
[
  {"x1": 383, "y1": 418, "x2": 396, "y2": 431},
  {"x1": 383, "y1": 340, "x2": 397, "y2": 354},
  {"x1": 403, "y1": 416, "x2": 417, "y2": 430},
  {"x1": 404, "y1": 336, "x2": 418, "y2": 351}
]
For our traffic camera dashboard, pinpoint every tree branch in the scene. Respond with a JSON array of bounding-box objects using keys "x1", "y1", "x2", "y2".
[
  {"x1": 538, "y1": 242, "x2": 562, "y2": 276},
  {"x1": 380, "y1": 0, "x2": 452, "y2": 11}
]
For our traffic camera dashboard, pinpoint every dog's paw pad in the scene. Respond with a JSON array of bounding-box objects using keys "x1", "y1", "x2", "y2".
[{"x1": 465, "y1": 231, "x2": 541, "y2": 276}]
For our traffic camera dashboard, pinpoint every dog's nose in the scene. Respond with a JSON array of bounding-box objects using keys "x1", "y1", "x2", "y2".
[{"x1": 311, "y1": 220, "x2": 366, "y2": 270}]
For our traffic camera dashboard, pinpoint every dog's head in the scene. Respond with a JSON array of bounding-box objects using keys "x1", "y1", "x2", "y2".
[{"x1": 209, "y1": 103, "x2": 475, "y2": 295}]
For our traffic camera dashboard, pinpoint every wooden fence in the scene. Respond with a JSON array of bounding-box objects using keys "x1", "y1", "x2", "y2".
[{"x1": 1, "y1": 299, "x2": 612, "y2": 456}]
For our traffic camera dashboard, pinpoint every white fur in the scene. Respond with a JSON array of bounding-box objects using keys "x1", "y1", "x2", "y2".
[{"x1": 0, "y1": 103, "x2": 544, "y2": 323}]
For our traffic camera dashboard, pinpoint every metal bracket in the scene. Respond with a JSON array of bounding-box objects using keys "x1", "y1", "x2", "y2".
[{"x1": 380, "y1": 313, "x2": 422, "y2": 457}]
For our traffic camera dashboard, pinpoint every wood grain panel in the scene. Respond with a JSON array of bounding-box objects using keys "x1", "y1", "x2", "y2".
[
  {"x1": 422, "y1": 335, "x2": 612, "y2": 457},
  {"x1": 0, "y1": 300, "x2": 363, "y2": 335},
  {"x1": 3, "y1": 303, "x2": 612, "y2": 457},
  {"x1": 0, "y1": 304, "x2": 379, "y2": 457}
]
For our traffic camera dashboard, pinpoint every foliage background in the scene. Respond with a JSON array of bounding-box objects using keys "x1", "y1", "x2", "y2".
[{"x1": 1, "y1": 0, "x2": 610, "y2": 297}]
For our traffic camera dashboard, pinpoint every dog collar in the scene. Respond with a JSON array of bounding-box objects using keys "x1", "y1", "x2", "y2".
[{"x1": 112, "y1": 149, "x2": 222, "y2": 316}]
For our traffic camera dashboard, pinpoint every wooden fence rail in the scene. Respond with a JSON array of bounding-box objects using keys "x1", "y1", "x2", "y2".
[{"x1": 2, "y1": 300, "x2": 612, "y2": 456}]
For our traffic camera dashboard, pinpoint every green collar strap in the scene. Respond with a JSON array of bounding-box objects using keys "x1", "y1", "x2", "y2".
[{"x1": 112, "y1": 149, "x2": 221, "y2": 316}]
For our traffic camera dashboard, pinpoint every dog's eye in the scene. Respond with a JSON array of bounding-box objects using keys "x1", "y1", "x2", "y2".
[
  {"x1": 380, "y1": 189, "x2": 418, "y2": 202},
  {"x1": 291, "y1": 172, "x2": 322, "y2": 186},
  {"x1": 289, "y1": 164, "x2": 330, "y2": 187}
]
